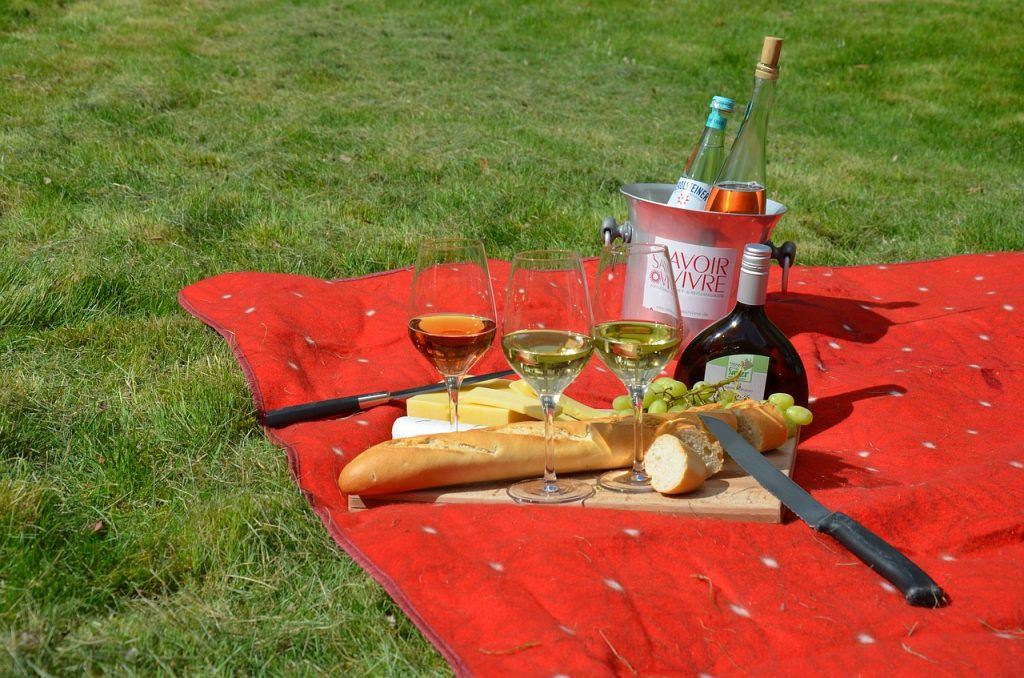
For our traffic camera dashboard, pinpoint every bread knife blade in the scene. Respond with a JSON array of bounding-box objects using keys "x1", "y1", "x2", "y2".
[
  {"x1": 264, "y1": 369, "x2": 515, "y2": 428},
  {"x1": 699, "y1": 415, "x2": 948, "y2": 608}
]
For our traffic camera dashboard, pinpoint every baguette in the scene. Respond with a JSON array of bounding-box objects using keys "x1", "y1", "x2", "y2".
[
  {"x1": 729, "y1": 400, "x2": 788, "y2": 452},
  {"x1": 651, "y1": 420, "x2": 725, "y2": 476},
  {"x1": 644, "y1": 401, "x2": 788, "y2": 495},
  {"x1": 644, "y1": 435, "x2": 708, "y2": 494},
  {"x1": 339, "y1": 416, "x2": 659, "y2": 495}
]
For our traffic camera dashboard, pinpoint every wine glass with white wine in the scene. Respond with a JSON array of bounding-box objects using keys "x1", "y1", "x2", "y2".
[
  {"x1": 408, "y1": 239, "x2": 497, "y2": 431},
  {"x1": 502, "y1": 251, "x2": 595, "y2": 504},
  {"x1": 592, "y1": 242, "x2": 683, "y2": 492}
]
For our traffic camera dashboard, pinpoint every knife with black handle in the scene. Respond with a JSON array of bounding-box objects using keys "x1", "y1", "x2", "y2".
[
  {"x1": 264, "y1": 369, "x2": 515, "y2": 428},
  {"x1": 816, "y1": 512, "x2": 946, "y2": 607},
  {"x1": 699, "y1": 415, "x2": 948, "y2": 608}
]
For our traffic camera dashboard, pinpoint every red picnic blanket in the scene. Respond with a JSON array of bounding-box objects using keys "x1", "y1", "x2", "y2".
[{"x1": 179, "y1": 253, "x2": 1024, "y2": 676}]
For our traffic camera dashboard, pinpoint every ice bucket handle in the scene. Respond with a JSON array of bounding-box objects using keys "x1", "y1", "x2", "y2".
[
  {"x1": 766, "y1": 239, "x2": 797, "y2": 293},
  {"x1": 601, "y1": 216, "x2": 633, "y2": 245}
]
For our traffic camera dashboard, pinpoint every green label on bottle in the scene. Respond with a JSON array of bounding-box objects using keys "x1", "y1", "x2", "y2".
[{"x1": 703, "y1": 354, "x2": 770, "y2": 401}]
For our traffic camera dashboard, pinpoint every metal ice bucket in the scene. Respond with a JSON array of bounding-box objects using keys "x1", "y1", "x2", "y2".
[{"x1": 601, "y1": 183, "x2": 795, "y2": 339}]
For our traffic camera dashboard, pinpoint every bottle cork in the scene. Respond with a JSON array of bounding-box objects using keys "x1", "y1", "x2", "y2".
[{"x1": 755, "y1": 36, "x2": 783, "y2": 80}]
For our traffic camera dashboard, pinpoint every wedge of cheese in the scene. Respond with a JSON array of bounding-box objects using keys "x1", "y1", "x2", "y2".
[
  {"x1": 459, "y1": 386, "x2": 559, "y2": 420},
  {"x1": 466, "y1": 378, "x2": 514, "y2": 390},
  {"x1": 405, "y1": 391, "x2": 532, "y2": 426},
  {"x1": 508, "y1": 379, "x2": 612, "y2": 420}
]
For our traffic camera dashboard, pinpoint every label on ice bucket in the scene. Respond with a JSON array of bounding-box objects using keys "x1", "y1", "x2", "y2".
[
  {"x1": 646, "y1": 238, "x2": 736, "y2": 320},
  {"x1": 640, "y1": 247, "x2": 679, "y2": 316},
  {"x1": 703, "y1": 354, "x2": 770, "y2": 401}
]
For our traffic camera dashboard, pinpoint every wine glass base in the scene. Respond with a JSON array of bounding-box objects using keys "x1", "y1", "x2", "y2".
[
  {"x1": 598, "y1": 469, "x2": 656, "y2": 493},
  {"x1": 507, "y1": 478, "x2": 594, "y2": 504}
]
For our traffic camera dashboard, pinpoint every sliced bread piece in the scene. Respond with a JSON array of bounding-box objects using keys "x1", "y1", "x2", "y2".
[
  {"x1": 644, "y1": 434, "x2": 708, "y2": 494},
  {"x1": 729, "y1": 400, "x2": 788, "y2": 452},
  {"x1": 653, "y1": 420, "x2": 725, "y2": 476}
]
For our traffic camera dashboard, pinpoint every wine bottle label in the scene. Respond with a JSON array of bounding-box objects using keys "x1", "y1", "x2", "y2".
[
  {"x1": 645, "y1": 238, "x2": 737, "y2": 320},
  {"x1": 703, "y1": 354, "x2": 770, "y2": 401},
  {"x1": 667, "y1": 178, "x2": 712, "y2": 210}
]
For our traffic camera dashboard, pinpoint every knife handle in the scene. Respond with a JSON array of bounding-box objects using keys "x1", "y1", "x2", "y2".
[
  {"x1": 818, "y1": 512, "x2": 948, "y2": 608},
  {"x1": 264, "y1": 392, "x2": 390, "y2": 428}
]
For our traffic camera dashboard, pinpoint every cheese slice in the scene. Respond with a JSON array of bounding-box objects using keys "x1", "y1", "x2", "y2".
[
  {"x1": 508, "y1": 379, "x2": 610, "y2": 420},
  {"x1": 460, "y1": 386, "x2": 559, "y2": 419},
  {"x1": 405, "y1": 391, "x2": 532, "y2": 426},
  {"x1": 466, "y1": 377, "x2": 514, "y2": 390}
]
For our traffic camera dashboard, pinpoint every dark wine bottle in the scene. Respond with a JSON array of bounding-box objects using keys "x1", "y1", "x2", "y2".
[{"x1": 674, "y1": 243, "x2": 808, "y2": 406}]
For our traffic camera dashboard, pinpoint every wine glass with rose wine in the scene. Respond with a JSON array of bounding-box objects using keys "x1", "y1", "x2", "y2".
[
  {"x1": 408, "y1": 239, "x2": 497, "y2": 431},
  {"x1": 592, "y1": 242, "x2": 683, "y2": 492},
  {"x1": 502, "y1": 251, "x2": 595, "y2": 504}
]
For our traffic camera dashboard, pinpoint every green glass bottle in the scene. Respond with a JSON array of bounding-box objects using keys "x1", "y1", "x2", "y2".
[
  {"x1": 707, "y1": 36, "x2": 783, "y2": 215},
  {"x1": 667, "y1": 96, "x2": 735, "y2": 211},
  {"x1": 674, "y1": 243, "x2": 808, "y2": 405}
]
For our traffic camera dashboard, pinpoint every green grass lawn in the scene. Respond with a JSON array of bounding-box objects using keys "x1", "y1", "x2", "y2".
[{"x1": 1, "y1": 0, "x2": 1021, "y2": 673}]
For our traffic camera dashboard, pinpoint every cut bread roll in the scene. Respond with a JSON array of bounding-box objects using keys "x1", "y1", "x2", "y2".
[
  {"x1": 644, "y1": 435, "x2": 709, "y2": 494},
  {"x1": 644, "y1": 403, "x2": 784, "y2": 495},
  {"x1": 652, "y1": 420, "x2": 725, "y2": 476},
  {"x1": 338, "y1": 400, "x2": 788, "y2": 496},
  {"x1": 730, "y1": 399, "x2": 788, "y2": 452}
]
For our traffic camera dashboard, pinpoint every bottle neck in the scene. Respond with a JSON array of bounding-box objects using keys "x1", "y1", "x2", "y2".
[
  {"x1": 705, "y1": 107, "x2": 729, "y2": 131},
  {"x1": 697, "y1": 124, "x2": 727, "y2": 151},
  {"x1": 683, "y1": 124, "x2": 728, "y2": 182},
  {"x1": 714, "y1": 75, "x2": 775, "y2": 189},
  {"x1": 748, "y1": 75, "x2": 775, "y2": 121},
  {"x1": 736, "y1": 267, "x2": 768, "y2": 306},
  {"x1": 737, "y1": 76, "x2": 774, "y2": 143}
]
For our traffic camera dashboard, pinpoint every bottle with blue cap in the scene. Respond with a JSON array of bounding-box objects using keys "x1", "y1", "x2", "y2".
[{"x1": 667, "y1": 95, "x2": 735, "y2": 211}]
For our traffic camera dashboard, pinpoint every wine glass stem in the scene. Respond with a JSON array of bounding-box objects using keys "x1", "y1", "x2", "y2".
[
  {"x1": 540, "y1": 393, "x2": 560, "y2": 492},
  {"x1": 444, "y1": 375, "x2": 463, "y2": 430},
  {"x1": 629, "y1": 384, "x2": 647, "y2": 477}
]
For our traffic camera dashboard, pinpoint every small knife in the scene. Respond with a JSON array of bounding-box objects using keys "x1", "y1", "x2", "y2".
[
  {"x1": 264, "y1": 369, "x2": 516, "y2": 428},
  {"x1": 699, "y1": 415, "x2": 948, "y2": 608}
]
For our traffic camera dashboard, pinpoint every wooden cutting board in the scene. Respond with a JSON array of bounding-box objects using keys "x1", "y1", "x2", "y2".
[{"x1": 348, "y1": 437, "x2": 797, "y2": 523}]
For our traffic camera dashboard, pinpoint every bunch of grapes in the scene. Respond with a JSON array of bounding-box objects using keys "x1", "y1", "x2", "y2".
[
  {"x1": 611, "y1": 378, "x2": 814, "y2": 436},
  {"x1": 765, "y1": 392, "x2": 814, "y2": 436},
  {"x1": 611, "y1": 377, "x2": 744, "y2": 414}
]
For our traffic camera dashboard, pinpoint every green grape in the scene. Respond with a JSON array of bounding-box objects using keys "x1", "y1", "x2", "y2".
[
  {"x1": 665, "y1": 380, "x2": 689, "y2": 398},
  {"x1": 648, "y1": 398, "x2": 669, "y2": 414},
  {"x1": 612, "y1": 394, "x2": 633, "y2": 411},
  {"x1": 649, "y1": 378, "x2": 673, "y2": 395},
  {"x1": 768, "y1": 393, "x2": 795, "y2": 411},
  {"x1": 785, "y1": 405, "x2": 813, "y2": 427},
  {"x1": 691, "y1": 381, "x2": 709, "y2": 392},
  {"x1": 668, "y1": 404, "x2": 690, "y2": 413},
  {"x1": 717, "y1": 390, "x2": 736, "y2": 406},
  {"x1": 785, "y1": 418, "x2": 798, "y2": 438},
  {"x1": 642, "y1": 389, "x2": 659, "y2": 408}
]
